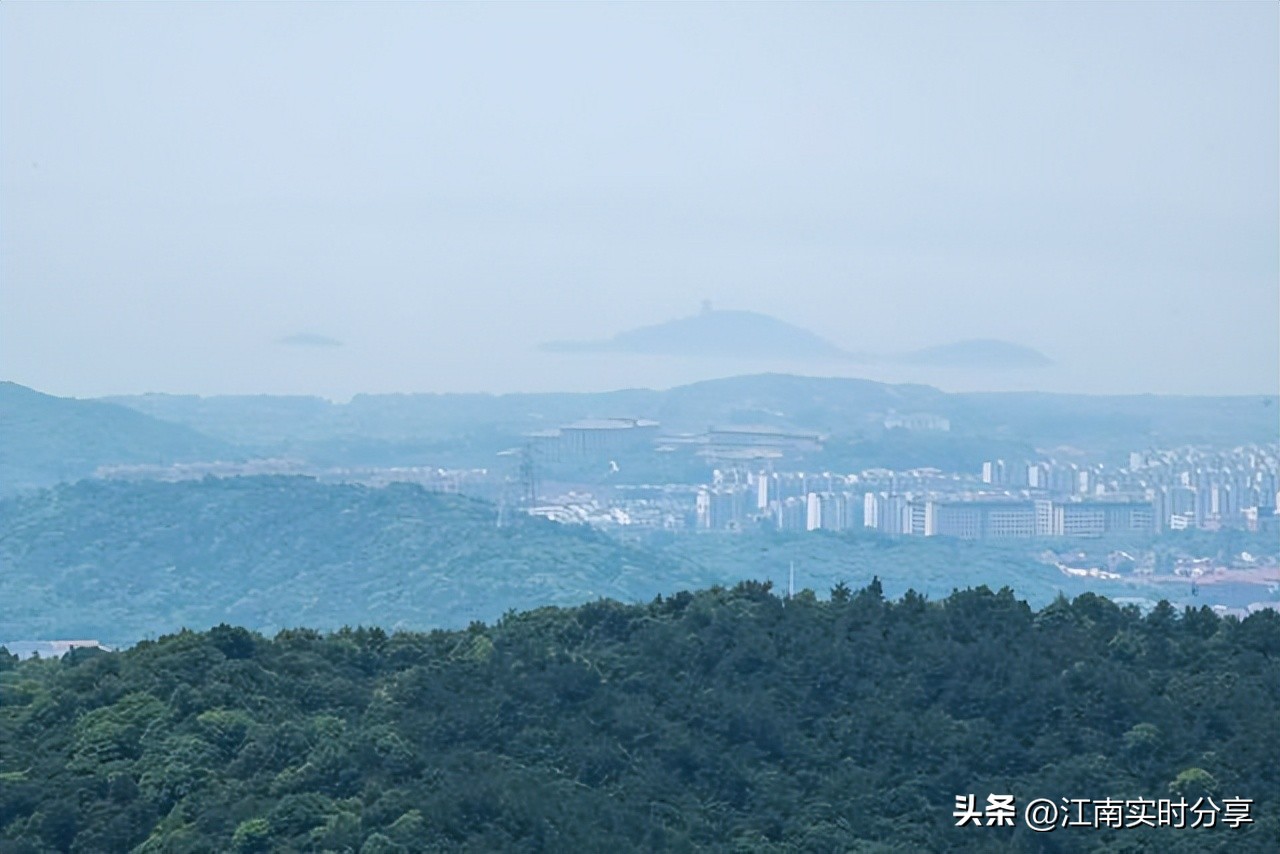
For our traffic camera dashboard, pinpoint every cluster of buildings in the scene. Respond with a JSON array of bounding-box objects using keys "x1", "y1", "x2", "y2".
[
  {"x1": 691, "y1": 444, "x2": 1279, "y2": 539},
  {"x1": 696, "y1": 470, "x2": 862, "y2": 532},
  {"x1": 1127, "y1": 447, "x2": 1279, "y2": 532},
  {"x1": 966, "y1": 447, "x2": 1280, "y2": 534}
]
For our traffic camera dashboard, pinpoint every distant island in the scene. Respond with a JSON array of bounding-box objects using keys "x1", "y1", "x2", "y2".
[
  {"x1": 542, "y1": 305, "x2": 1051, "y2": 369},
  {"x1": 541, "y1": 306, "x2": 861, "y2": 361}
]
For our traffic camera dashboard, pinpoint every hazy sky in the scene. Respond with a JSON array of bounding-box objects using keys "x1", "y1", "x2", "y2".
[{"x1": 3, "y1": 2, "x2": 1277, "y2": 399}]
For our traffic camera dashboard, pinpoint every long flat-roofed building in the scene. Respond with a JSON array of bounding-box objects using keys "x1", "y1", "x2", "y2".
[
  {"x1": 927, "y1": 499, "x2": 1038, "y2": 539},
  {"x1": 532, "y1": 418, "x2": 660, "y2": 459}
]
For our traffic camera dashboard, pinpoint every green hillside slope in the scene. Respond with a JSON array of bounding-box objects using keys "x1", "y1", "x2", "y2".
[
  {"x1": 0, "y1": 477, "x2": 687, "y2": 644},
  {"x1": 0, "y1": 383, "x2": 233, "y2": 496}
]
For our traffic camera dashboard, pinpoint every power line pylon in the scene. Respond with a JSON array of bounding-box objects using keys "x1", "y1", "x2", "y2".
[{"x1": 518, "y1": 440, "x2": 539, "y2": 507}]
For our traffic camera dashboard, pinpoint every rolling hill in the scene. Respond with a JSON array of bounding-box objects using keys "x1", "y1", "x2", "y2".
[
  {"x1": 0, "y1": 477, "x2": 691, "y2": 644},
  {"x1": 0, "y1": 382, "x2": 234, "y2": 496}
]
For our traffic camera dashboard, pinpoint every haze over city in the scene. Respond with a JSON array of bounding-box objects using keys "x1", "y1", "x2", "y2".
[{"x1": 3, "y1": 2, "x2": 1276, "y2": 400}]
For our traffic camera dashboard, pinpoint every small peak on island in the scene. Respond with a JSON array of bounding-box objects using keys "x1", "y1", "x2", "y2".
[{"x1": 541, "y1": 307, "x2": 862, "y2": 362}]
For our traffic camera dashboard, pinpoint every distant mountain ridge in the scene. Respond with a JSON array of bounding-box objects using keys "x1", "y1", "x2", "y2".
[
  {"x1": 100, "y1": 375, "x2": 1278, "y2": 463},
  {"x1": 542, "y1": 307, "x2": 1051, "y2": 368},
  {"x1": 0, "y1": 382, "x2": 234, "y2": 496},
  {"x1": 5, "y1": 374, "x2": 1274, "y2": 499}
]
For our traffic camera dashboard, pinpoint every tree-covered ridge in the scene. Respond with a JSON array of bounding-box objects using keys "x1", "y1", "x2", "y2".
[
  {"x1": 0, "y1": 477, "x2": 686, "y2": 644},
  {"x1": 1, "y1": 585, "x2": 1277, "y2": 853},
  {"x1": 0, "y1": 383, "x2": 233, "y2": 497}
]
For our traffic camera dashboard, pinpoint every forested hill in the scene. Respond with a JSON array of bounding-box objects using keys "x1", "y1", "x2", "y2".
[
  {"x1": 1, "y1": 585, "x2": 1277, "y2": 852},
  {"x1": 0, "y1": 477, "x2": 683, "y2": 644},
  {"x1": 0, "y1": 383, "x2": 233, "y2": 497}
]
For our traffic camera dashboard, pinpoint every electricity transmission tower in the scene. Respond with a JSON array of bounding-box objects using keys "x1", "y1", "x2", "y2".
[
  {"x1": 495, "y1": 440, "x2": 540, "y2": 528},
  {"x1": 518, "y1": 440, "x2": 538, "y2": 507}
]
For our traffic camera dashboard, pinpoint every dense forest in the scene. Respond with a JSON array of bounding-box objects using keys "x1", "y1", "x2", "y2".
[{"x1": 2, "y1": 584, "x2": 1277, "y2": 852}]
